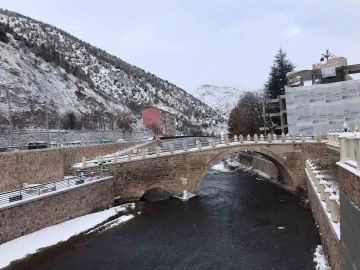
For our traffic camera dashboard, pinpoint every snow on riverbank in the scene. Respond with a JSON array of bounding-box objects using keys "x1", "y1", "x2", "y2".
[
  {"x1": 0, "y1": 203, "x2": 135, "y2": 269},
  {"x1": 87, "y1": 214, "x2": 134, "y2": 234},
  {"x1": 211, "y1": 157, "x2": 272, "y2": 180},
  {"x1": 314, "y1": 245, "x2": 330, "y2": 270},
  {"x1": 211, "y1": 162, "x2": 231, "y2": 172}
]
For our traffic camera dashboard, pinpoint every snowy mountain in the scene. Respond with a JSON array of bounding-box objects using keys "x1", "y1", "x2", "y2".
[
  {"x1": 193, "y1": 84, "x2": 242, "y2": 118},
  {"x1": 0, "y1": 9, "x2": 223, "y2": 133}
]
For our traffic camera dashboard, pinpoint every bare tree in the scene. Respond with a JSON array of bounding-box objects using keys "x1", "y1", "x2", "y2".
[
  {"x1": 228, "y1": 91, "x2": 276, "y2": 136},
  {"x1": 116, "y1": 111, "x2": 133, "y2": 131},
  {"x1": 60, "y1": 112, "x2": 78, "y2": 130}
]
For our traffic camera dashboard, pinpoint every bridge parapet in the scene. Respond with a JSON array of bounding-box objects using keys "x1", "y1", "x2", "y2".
[
  {"x1": 73, "y1": 133, "x2": 326, "y2": 170},
  {"x1": 69, "y1": 134, "x2": 341, "y2": 202}
]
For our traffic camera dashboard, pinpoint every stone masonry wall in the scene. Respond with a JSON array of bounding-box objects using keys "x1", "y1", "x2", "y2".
[
  {"x1": 238, "y1": 153, "x2": 278, "y2": 179},
  {"x1": 106, "y1": 154, "x2": 192, "y2": 200},
  {"x1": 306, "y1": 176, "x2": 341, "y2": 270},
  {"x1": 0, "y1": 141, "x2": 148, "y2": 192},
  {"x1": 0, "y1": 177, "x2": 114, "y2": 244},
  {"x1": 337, "y1": 166, "x2": 360, "y2": 209},
  {"x1": 281, "y1": 143, "x2": 339, "y2": 187}
]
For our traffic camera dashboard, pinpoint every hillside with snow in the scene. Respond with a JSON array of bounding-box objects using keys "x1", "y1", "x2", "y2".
[
  {"x1": 0, "y1": 9, "x2": 223, "y2": 134},
  {"x1": 193, "y1": 84, "x2": 242, "y2": 118}
]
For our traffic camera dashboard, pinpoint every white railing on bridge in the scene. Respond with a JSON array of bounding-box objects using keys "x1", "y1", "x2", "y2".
[
  {"x1": 327, "y1": 131, "x2": 340, "y2": 147},
  {"x1": 327, "y1": 119, "x2": 360, "y2": 174},
  {"x1": 73, "y1": 133, "x2": 325, "y2": 169},
  {"x1": 337, "y1": 131, "x2": 360, "y2": 171}
]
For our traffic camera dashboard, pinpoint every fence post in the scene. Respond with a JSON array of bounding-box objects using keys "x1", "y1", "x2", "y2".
[
  {"x1": 197, "y1": 140, "x2": 202, "y2": 150},
  {"x1": 141, "y1": 148, "x2": 146, "y2": 158},
  {"x1": 254, "y1": 134, "x2": 258, "y2": 143},
  {"x1": 170, "y1": 144, "x2": 174, "y2": 154},
  {"x1": 239, "y1": 135, "x2": 244, "y2": 144},
  {"x1": 347, "y1": 133, "x2": 355, "y2": 161},
  {"x1": 281, "y1": 133, "x2": 286, "y2": 142},
  {"x1": 183, "y1": 142, "x2": 188, "y2": 152},
  {"x1": 339, "y1": 134, "x2": 347, "y2": 163},
  {"x1": 81, "y1": 157, "x2": 86, "y2": 169},
  {"x1": 301, "y1": 133, "x2": 306, "y2": 142},
  {"x1": 356, "y1": 136, "x2": 360, "y2": 170},
  {"x1": 316, "y1": 132, "x2": 322, "y2": 143}
]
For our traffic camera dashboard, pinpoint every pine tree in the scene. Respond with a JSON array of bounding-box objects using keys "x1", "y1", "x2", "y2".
[
  {"x1": 264, "y1": 48, "x2": 295, "y2": 99},
  {"x1": 0, "y1": 24, "x2": 9, "y2": 43}
]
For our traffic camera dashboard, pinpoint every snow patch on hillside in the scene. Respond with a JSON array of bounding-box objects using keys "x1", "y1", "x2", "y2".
[
  {"x1": 0, "y1": 10, "x2": 224, "y2": 134},
  {"x1": 194, "y1": 84, "x2": 243, "y2": 118}
]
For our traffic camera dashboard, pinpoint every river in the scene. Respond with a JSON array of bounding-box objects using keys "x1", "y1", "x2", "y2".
[{"x1": 9, "y1": 167, "x2": 321, "y2": 270}]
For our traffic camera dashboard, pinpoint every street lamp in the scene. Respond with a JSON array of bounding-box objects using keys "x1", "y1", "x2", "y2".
[
  {"x1": 320, "y1": 49, "x2": 337, "y2": 62},
  {"x1": 1, "y1": 89, "x2": 13, "y2": 146},
  {"x1": 44, "y1": 79, "x2": 50, "y2": 147}
]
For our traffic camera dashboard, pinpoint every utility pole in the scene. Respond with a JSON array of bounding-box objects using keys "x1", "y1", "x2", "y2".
[
  {"x1": 45, "y1": 79, "x2": 50, "y2": 146},
  {"x1": 6, "y1": 89, "x2": 13, "y2": 146}
]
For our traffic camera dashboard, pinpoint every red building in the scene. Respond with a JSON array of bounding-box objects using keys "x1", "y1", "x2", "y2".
[{"x1": 142, "y1": 107, "x2": 176, "y2": 136}]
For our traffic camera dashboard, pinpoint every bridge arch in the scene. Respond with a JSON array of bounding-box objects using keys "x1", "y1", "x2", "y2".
[
  {"x1": 193, "y1": 146, "x2": 299, "y2": 193},
  {"x1": 134, "y1": 182, "x2": 177, "y2": 200}
]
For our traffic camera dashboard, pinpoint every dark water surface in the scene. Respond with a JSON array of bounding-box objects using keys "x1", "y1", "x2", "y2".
[{"x1": 10, "y1": 170, "x2": 321, "y2": 270}]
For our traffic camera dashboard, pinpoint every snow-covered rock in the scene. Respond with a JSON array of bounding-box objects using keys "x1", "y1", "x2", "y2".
[{"x1": 193, "y1": 84, "x2": 243, "y2": 118}]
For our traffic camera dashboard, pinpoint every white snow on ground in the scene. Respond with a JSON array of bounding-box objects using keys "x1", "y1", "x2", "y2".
[
  {"x1": 87, "y1": 215, "x2": 134, "y2": 234},
  {"x1": 314, "y1": 245, "x2": 330, "y2": 270},
  {"x1": 0, "y1": 203, "x2": 135, "y2": 269},
  {"x1": 211, "y1": 158, "x2": 272, "y2": 180}
]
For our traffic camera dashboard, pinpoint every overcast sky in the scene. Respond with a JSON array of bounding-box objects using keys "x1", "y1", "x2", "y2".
[{"x1": 2, "y1": 0, "x2": 360, "y2": 93}]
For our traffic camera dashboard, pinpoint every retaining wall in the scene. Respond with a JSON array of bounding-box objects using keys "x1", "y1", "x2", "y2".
[
  {"x1": 337, "y1": 166, "x2": 360, "y2": 270},
  {"x1": 0, "y1": 141, "x2": 158, "y2": 192},
  {"x1": 306, "y1": 175, "x2": 341, "y2": 270},
  {"x1": 0, "y1": 177, "x2": 114, "y2": 244},
  {"x1": 237, "y1": 153, "x2": 278, "y2": 179}
]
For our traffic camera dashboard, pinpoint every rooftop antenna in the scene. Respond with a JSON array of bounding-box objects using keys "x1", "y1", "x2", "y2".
[{"x1": 320, "y1": 49, "x2": 337, "y2": 62}]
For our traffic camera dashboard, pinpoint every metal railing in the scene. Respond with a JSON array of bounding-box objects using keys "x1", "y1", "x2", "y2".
[
  {"x1": 75, "y1": 133, "x2": 326, "y2": 169},
  {"x1": 0, "y1": 137, "x2": 156, "y2": 153},
  {"x1": 0, "y1": 170, "x2": 109, "y2": 206}
]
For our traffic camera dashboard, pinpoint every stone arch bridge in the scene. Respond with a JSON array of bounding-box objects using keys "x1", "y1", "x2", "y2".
[{"x1": 80, "y1": 139, "x2": 339, "y2": 200}]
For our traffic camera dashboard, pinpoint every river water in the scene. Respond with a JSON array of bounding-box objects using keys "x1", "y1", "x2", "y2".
[{"x1": 10, "y1": 168, "x2": 321, "y2": 270}]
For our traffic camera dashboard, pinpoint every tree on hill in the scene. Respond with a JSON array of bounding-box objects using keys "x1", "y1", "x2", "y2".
[
  {"x1": 264, "y1": 48, "x2": 295, "y2": 99},
  {"x1": 228, "y1": 91, "x2": 277, "y2": 136},
  {"x1": 0, "y1": 22, "x2": 9, "y2": 43}
]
